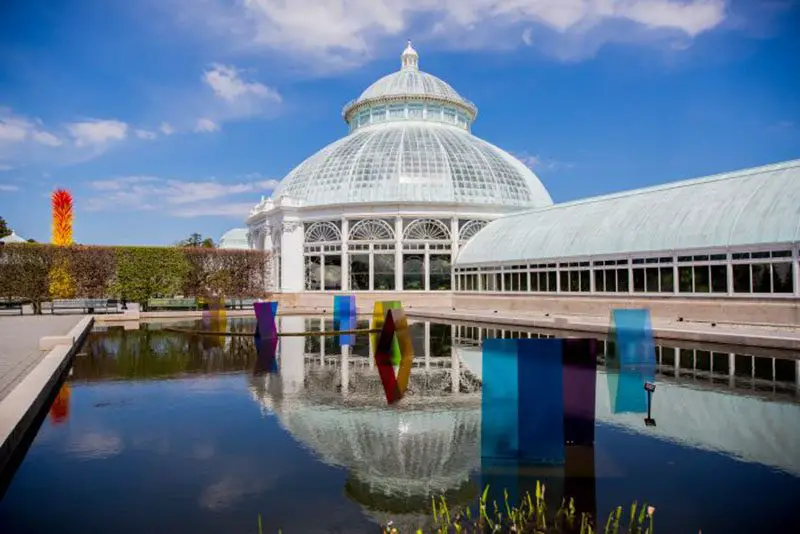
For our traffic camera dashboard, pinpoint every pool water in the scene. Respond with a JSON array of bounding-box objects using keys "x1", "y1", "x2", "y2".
[{"x1": 0, "y1": 316, "x2": 799, "y2": 533}]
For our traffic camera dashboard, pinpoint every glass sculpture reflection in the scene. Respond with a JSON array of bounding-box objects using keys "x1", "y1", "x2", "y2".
[
  {"x1": 254, "y1": 333, "x2": 279, "y2": 375},
  {"x1": 480, "y1": 337, "x2": 597, "y2": 516},
  {"x1": 201, "y1": 295, "x2": 227, "y2": 330},
  {"x1": 607, "y1": 309, "x2": 656, "y2": 414}
]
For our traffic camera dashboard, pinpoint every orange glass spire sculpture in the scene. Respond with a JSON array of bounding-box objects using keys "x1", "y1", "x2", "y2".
[{"x1": 51, "y1": 189, "x2": 73, "y2": 246}]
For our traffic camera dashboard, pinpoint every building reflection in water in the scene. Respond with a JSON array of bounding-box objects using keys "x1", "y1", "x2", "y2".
[{"x1": 75, "y1": 317, "x2": 800, "y2": 529}]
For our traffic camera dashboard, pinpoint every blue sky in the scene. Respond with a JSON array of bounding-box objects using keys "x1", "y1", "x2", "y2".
[{"x1": 0, "y1": 0, "x2": 798, "y2": 245}]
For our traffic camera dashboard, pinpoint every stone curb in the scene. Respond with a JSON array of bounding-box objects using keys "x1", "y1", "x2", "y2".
[{"x1": 0, "y1": 316, "x2": 94, "y2": 476}]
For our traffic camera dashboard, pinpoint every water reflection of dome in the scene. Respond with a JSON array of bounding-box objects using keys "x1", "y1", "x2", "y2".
[{"x1": 247, "y1": 320, "x2": 481, "y2": 528}]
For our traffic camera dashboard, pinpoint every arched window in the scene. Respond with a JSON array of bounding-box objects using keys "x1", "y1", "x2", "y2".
[
  {"x1": 349, "y1": 219, "x2": 395, "y2": 241},
  {"x1": 459, "y1": 220, "x2": 488, "y2": 243},
  {"x1": 403, "y1": 219, "x2": 451, "y2": 241},
  {"x1": 305, "y1": 221, "x2": 342, "y2": 243}
]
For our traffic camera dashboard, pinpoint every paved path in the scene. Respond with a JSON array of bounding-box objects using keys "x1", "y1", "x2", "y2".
[{"x1": 0, "y1": 315, "x2": 85, "y2": 402}]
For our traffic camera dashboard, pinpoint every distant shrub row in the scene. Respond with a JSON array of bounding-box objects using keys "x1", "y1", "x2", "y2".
[{"x1": 0, "y1": 244, "x2": 271, "y2": 312}]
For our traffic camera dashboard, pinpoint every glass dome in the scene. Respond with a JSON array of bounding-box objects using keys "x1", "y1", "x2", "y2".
[
  {"x1": 272, "y1": 121, "x2": 552, "y2": 207},
  {"x1": 269, "y1": 42, "x2": 553, "y2": 210}
]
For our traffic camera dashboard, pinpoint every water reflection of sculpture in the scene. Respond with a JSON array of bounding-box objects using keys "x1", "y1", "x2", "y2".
[
  {"x1": 247, "y1": 316, "x2": 482, "y2": 532},
  {"x1": 49, "y1": 383, "x2": 71, "y2": 424}
]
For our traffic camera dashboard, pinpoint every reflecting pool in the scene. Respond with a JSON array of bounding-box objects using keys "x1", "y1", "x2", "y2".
[{"x1": 0, "y1": 316, "x2": 799, "y2": 533}]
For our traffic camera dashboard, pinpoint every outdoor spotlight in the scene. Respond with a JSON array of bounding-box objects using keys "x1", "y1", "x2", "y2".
[{"x1": 644, "y1": 381, "x2": 656, "y2": 427}]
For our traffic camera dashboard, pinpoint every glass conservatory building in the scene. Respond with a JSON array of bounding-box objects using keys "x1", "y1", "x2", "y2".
[
  {"x1": 245, "y1": 42, "x2": 552, "y2": 292},
  {"x1": 455, "y1": 160, "x2": 800, "y2": 299}
]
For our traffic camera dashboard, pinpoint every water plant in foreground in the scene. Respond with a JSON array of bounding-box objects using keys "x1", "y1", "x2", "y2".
[
  {"x1": 413, "y1": 482, "x2": 655, "y2": 533},
  {"x1": 258, "y1": 483, "x2": 656, "y2": 533}
]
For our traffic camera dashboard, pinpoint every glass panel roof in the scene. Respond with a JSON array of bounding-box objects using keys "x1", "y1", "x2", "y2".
[
  {"x1": 272, "y1": 122, "x2": 553, "y2": 208},
  {"x1": 456, "y1": 160, "x2": 800, "y2": 264}
]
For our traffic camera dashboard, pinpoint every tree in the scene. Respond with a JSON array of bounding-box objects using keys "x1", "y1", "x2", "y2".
[
  {"x1": 0, "y1": 216, "x2": 10, "y2": 239},
  {"x1": 177, "y1": 233, "x2": 215, "y2": 248}
]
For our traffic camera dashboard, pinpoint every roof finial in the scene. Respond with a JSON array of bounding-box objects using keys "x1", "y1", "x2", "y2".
[{"x1": 401, "y1": 39, "x2": 419, "y2": 70}]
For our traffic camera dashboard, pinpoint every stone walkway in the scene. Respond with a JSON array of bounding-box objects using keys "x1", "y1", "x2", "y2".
[{"x1": 0, "y1": 315, "x2": 85, "y2": 402}]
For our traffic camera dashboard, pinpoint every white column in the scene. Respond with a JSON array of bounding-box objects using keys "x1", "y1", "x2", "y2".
[
  {"x1": 793, "y1": 246, "x2": 799, "y2": 297},
  {"x1": 424, "y1": 321, "x2": 431, "y2": 371},
  {"x1": 280, "y1": 316, "x2": 305, "y2": 394},
  {"x1": 369, "y1": 251, "x2": 375, "y2": 291},
  {"x1": 675, "y1": 348, "x2": 681, "y2": 378},
  {"x1": 727, "y1": 256, "x2": 734, "y2": 296},
  {"x1": 450, "y1": 217, "x2": 459, "y2": 290},
  {"x1": 256, "y1": 220, "x2": 275, "y2": 291},
  {"x1": 319, "y1": 317, "x2": 326, "y2": 367},
  {"x1": 729, "y1": 353, "x2": 736, "y2": 388},
  {"x1": 451, "y1": 341, "x2": 461, "y2": 394},
  {"x1": 341, "y1": 218, "x2": 349, "y2": 291},
  {"x1": 395, "y1": 216, "x2": 403, "y2": 291},
  {"x1": 280, "y1": 220, "x2": 305, "y2": 292},
  {"x1": 424, "y1": 248, "x2": 431, "y2": 291},
  {"x1": 341, "y1": 345, "x2": 350, "y2": 397}
]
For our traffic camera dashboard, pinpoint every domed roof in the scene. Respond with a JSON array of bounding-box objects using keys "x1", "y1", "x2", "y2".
[
  {"x1": 271, "y1": 121, "x2": 553, "y2": 208},
  {"x1": 0, "y1": 230, "x2": 26, "y2": 244},
  {"x1": 357, "y1": 69, "x2": 466, "y2": 105},
  {"x1": 218, "y1": 228, "x2": 250, "y2": 249},
  {"x1": 343, "y1": 41, "x2": 476, "y2": 121}
]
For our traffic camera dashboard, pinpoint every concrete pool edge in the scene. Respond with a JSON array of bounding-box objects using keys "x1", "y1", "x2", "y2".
[{"x1": 0, "y1": 316, "x2": 94, "y2": 476}]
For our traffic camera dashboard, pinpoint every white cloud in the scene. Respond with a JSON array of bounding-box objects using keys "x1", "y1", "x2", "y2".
[
  {"x1": 0, "y1": 163, "x2": 14, "y2": 171},
  {"x1": 204, "y1": 64, "x2": 281, "y2": 103},
  {"x1": 194, "y1": 118, "x2": 220, "y2": 133},
  {"x1": 0, "y1": 116, "x2": 29, "y2": 143},
  {"x1": 89, "y1": 175, "x2": 161, "y2": 191},
  {"x1": 515, "y1": 152, "x2": 573, "y2": 172},
  {"x1": 0, "y1": 109, "x2": 62, "y2": 147},
  {"x1": 0, "y1": 184, "x2": 20, "y2": 192},
  {"x1": 174, "y1": 0, "x2": 730, "y2": 68},
  {"x1": 31, "y1": 130, "x2": 63, "y2": 146},
  {"x1": 67, "y1": 432, "x2": 123, "y2": 460},
  {"x1": 160, "y1": 122, "x2": 175, "y2": 135},
  {"x1": 522, "y1": 27, "x2": 534, "y2": 46},
  {"x1": 135, "y1": 129, "x2": 158, "y2": 140},
  {"x1": 67, "y1": 119, "x2": 128, "y2": 147},
  {"x1": 85, "y1": 174, "x2": 280, "y2": 217}
]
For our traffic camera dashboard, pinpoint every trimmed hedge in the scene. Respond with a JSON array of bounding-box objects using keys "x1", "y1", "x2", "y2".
[{"x1": 0, "y1": 244, "x2": 271, "y2": 312}]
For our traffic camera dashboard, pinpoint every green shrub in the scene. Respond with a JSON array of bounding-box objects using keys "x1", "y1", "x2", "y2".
[
  {"x1": 0, "y1": 243, "x2": 271, "y2": 312},
  {"x1": 0, "y1": 244, "x2": 54, "y2": 312},
  {"x1": 113, "y1": 246, "x2": 190, "y2": 304}
]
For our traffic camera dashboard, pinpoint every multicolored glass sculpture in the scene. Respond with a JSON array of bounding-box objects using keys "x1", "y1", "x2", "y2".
[
  {"x1": 253, "y1": 301, "x2": 278, "y2": 340},
  {"x1": 370, "y1": 300, "x2": 402, "y2": 364},
  {"x1": 253, "y1": 301, "x2": 279, "y2": 374},
  {"x1": 373, "y1": 307, "x2": 413, "y2": 405}
]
